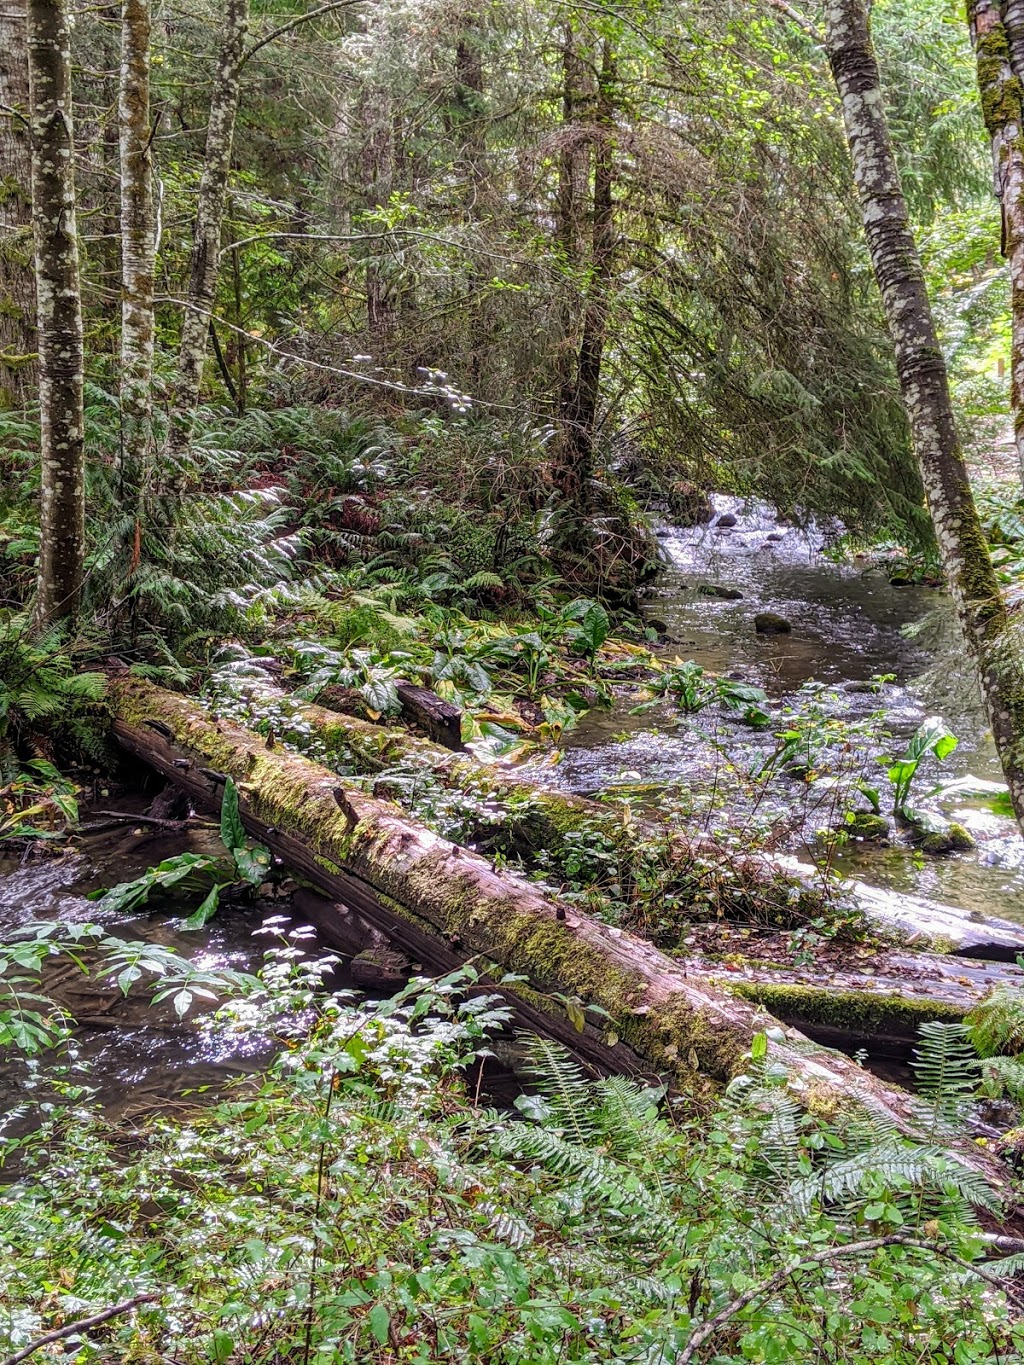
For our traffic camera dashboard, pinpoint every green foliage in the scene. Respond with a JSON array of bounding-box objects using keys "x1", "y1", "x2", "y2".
[
  {"x1": 87, "y1": 778, "x2": 271, "y2": 926},
  {"x1": 887, "y1": 716, "x2": 959, "y2": 814},
  {"x1": 911, "y1": 1021, "x2": 981, "y2": 1132},
  {"x1": 0, "y1": 614, "x2": 106, "y2": 759},
  {"x1": 633, "y1": 658, "x2": 769, "y2": 725},
  {"x1": 2, "y1": 960, "x2": 1021, "y2": 1365}
]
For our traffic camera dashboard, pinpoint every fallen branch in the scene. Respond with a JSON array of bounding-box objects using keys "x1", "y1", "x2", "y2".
[
  {"x1": 1, "y1": 1293, "x2": 159, "y2": 1365},
  {"x1": 105, "y1": 674, "x2": 1019, "y2": 1201}
]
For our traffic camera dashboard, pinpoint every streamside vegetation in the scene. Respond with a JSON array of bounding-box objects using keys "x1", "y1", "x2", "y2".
[{"x1": 6, "y1": 0, "x2": 1024, "y2": 1359}]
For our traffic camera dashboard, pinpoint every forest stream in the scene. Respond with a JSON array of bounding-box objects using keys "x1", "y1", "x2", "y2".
[
  {"x1": 2, "y1": 500, "x2": 1021, "y2": 1114},
  {"x1": 536, "y1": 497, "x2": 1024, "y2": 918}
]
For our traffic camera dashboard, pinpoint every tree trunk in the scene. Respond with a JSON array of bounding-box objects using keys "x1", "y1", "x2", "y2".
[
  {"x1": 105, "y1": 673, "x2": 1019, "y2": 1200},
  {"x1": 28, "y1": 0, "x2": 85, "y2": 627},
  {"x1": 360, "y1": 87, "x2": 395, "y2": 348},
  {"x1": 171, "y1": 0, "x2": 249, "y2": 449},
  {"x1": 118, "y1": 0, "x2": 156, "y2": 527},
  {"x1": 0, "y1": 2, "x2": 36, "y2": 407},
  {"x1": 214, "y1": 673, "x2": 1024, "y2": 958},
  {"x1": 823, "y1": 0, "x2": 1024, "y2": 830},
  {"x1": 967, "y1": 0, "x2": 1024, "y2": 482},
  {"x1": 555, "y1": 36, "x2": 617, "y2": 510}
]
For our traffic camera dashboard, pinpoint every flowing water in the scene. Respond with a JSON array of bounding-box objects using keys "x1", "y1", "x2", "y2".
[
  {"x1": 533, "y1": 496, "x2": 1024, "y2": 924},
  {"x1": 0, "y1": 820, "x2": 282, "y2": 1123},
  {"x1": 3, "y1": 502, "x2": 1023, "y2": 1114}
]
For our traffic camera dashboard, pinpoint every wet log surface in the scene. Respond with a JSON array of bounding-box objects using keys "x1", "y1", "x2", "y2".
[
  {"x1": 395, "y1": 680, "x2": 465, "y2": 750},
  {"x1": 107, "y1": 674, "x2": 1023, "y2": 1203}
]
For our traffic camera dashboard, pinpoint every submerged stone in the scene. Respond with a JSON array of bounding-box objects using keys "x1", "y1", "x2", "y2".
[
  {"x1": 754, "y1": 611, "x2": 792, "y2": 634},
  {"x1": 697, "y1": 583, "x2": 744, "y2": 600}
]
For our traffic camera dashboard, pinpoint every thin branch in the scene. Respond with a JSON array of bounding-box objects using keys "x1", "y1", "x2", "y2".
[
  {"x1": 158, "y1": 297, "x2": 518, "y2": 411},
  {"x1": 241, "y1": 0, "x2": 365, "y2": 69},
  {"x1": 761, "y1": 0, "x2": 824, "y2": 42},
  {"x1": 678, "y1": 1236, "x2": 1023, "y2": 1364},
  {"x1": 217, "y1": 227, "x2": 531, "y2": 266},
  {"x1": 1, "y1": 1294, "x2": 160, "y2": 1365}
]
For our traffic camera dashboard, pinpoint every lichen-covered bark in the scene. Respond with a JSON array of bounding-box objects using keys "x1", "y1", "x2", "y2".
[
  {"x1": 28, "y1": 0, "x2": 84, "y2": 626},
  {"x1": 967, "y1": 0, "x2": 1024, "y2": 481},
  {"x1": 0, "y1": 3, "x2": 36, "y2": 408},
  {"x1": 823, "y1": 0, "x2": 1024, "y2": 831},
  {"x1": 117, "y1": 0, "x2": 155, "y2": 522},
  {"x1": 104, "y1": 673, "x2": 1019, "y2": 1197},
  {"x1": 171, "y1": 0, "x2": 249, "y2": 451}
]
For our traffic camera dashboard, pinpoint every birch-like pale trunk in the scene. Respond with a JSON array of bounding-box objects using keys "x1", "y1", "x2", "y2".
[
  {"x1": 171, "y1": 0, "x2": 249, "y2": 447},
  {"x1": 0, "y1": 3, "x2": 36, "y2": 407},
  {"x1": 28, "y1": 0, "x2": 84, "y2": 627},
  {"x1": 968, "y1": 0, "x2": 1024, "y2": 482},
  {"x1": 823, "y1": 0, "x2": 1024, "y2": 827},
  {"x1": 118, "y1": 0, "x2": 155, "y2": 531}
]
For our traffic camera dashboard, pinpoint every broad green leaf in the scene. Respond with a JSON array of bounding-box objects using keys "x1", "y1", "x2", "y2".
[
  {"x1": 220, "y1": 777, "x2": 246, "y2": 855},
  {"x1": 184, "y1": 885, "x2": 223, "y2": 931}
]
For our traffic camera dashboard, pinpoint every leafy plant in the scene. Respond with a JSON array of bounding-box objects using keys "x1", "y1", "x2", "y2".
[
  {"x1": 563, "y1": 599, "x2": 610, "y2": 671},
  {"x1": 888, "y1": 716, "x2": 958, "y2": 814},
  {"x1": 88, "y1": 777, "x2": 271, "y2": 927}
]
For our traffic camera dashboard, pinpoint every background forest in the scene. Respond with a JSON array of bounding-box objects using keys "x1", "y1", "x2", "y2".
[{"x1": 0, "y1": 0, "x2": 1008, "y2": 655}]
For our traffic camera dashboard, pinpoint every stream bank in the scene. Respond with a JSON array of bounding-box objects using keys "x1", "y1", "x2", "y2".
[{"x1": 538, "y1": 497, "x2": 1024, "y2": 922}]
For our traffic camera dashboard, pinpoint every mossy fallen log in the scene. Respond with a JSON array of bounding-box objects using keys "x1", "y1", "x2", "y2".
[
  {"x1": 223, "y1": 676, "x2": 1024, "y2": 958},
  {"x1": 107, "y1": 673, "x2": 1019, "y2": 1200},
  {"x1": 219, "y1": 676, "x2": 828, "y2": 927}
]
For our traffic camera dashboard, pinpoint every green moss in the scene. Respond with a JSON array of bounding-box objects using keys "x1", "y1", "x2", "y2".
[{"x1": 729, "y1": 980, "x2": 964, "y2": 1034}]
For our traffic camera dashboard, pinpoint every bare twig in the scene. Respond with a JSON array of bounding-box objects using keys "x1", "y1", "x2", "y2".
[
  {"x1": 1, "y1": 1293, "x2": 159, "y2": 1365},
  {"x1": 678, "y1": 1236, "x2": 1023, "y2": 1363},
  {"x1": 241, "y1": 0, "x2": 365, "y2": 68},
  {"x1": 761, "y1": 0, "x2": 824, "y2": 41}
]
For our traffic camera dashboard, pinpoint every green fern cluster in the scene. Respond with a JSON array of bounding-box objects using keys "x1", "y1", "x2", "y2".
[{"x1": 0, "y1": 614, "x2": 107, "y2": 768}]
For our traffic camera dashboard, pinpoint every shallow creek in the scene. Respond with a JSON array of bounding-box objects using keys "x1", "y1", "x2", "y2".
[
  {"x1": 533, "y1": 496, "x2": 1024, "y2": 924},
  {"x1": 0, "y1": 821, "x2": 280, "y2": 1121},
  {"x1": 3, "y1": 499, "x2": 1024, "y2": 1112}
]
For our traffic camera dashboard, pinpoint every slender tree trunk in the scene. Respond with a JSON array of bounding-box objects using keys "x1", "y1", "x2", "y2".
[
  {"x1": 28, "y1": 0, "x2": 84, "y2": 627},
  {"x1": 556, "y1": 41, "x2": 616, "y2": 511},
  {"x1": 451, "y1": 11, "x2": 486, "y2": 202},
  {"x1": 118, "y1": 0, "x2": 155, "y2": 530},
  {"x1": 360, "y1": 88, "x2": 395, "y2": 347},
  {"x1": 968, "y1": 0, "x2": 1024, "y2": 481},
  {"x1": 0, "y1": 3, "x2": 36, "y2": 407},
  {"x1": 823, "y1": 0, "x2": 1024, "y2": 827},
  {"x1": 172, "y1": 0, "x2": 249, "y2": 441}
]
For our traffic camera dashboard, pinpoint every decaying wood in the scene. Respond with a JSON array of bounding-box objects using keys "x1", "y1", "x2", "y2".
[
  {"x1": 230, "y1": 676, "x2": 1024, "y2": 958},
  {"x1": 395, "y1": 680, "x2": 465, "y2": 750},
  {"x1": 106, "y1": 674, "x2": 1020, "y2": 1199}
]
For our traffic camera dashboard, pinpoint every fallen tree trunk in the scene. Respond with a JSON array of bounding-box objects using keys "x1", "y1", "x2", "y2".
[
  {"x1": 107, "y1": 674, "x2": 1018, "y2": 1198},
  {"x1": 224, "y1": 675, "x2": 1024, "y2": 958}
]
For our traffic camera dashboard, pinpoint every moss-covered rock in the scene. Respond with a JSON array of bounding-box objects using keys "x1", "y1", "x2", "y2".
[{"x1": 846, "y1": 812, "x2": 890, "y2": 841}]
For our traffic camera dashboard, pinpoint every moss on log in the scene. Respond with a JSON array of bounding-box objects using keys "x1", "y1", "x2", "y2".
[{"x1": 105, "y1": 673, "x2": 1021, "y2": 1201}]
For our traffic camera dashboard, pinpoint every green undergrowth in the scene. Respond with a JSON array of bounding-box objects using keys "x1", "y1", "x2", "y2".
[{"x1": 1, "y1": 942, "x2": 1023, "y2": 1365}]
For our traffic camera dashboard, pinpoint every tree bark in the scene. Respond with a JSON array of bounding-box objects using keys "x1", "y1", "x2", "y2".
[
  {"x1": 118, "y1": 0, "x2": 156, "y2": 526},
  {"x1": 555, "y1": 38, "x2": 617, "y2": 511},
  {"x1": 28, "y1": 0, "x2": 85, "y2": 627},
  {"x1": 171, "y1": 0, "x2": 249, "y2": 450},
  {"x1": 823, "y1": 0, "x2": 1024, "y2": 830},
  {"x1": 0, "y1": 2, "x2": 36, "y2": 407},
  {"x1": 105, "y1": 673, "x2": 1019, "y2": 1200},
  {"x1": 967, "y1": 0, "x2": 1024, "y2": 482}
]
